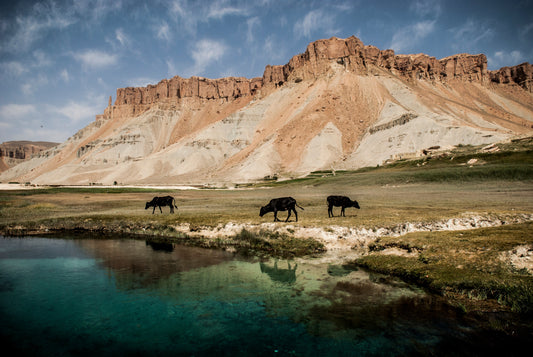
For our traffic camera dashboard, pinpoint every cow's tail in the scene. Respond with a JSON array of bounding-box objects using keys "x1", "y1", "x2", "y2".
[
  {"x1": 296, "y1": 203, "x2": 304, "y2": 210},
  {"x1": 172, "y1": 197, "x2": 178, "y2": 209}
]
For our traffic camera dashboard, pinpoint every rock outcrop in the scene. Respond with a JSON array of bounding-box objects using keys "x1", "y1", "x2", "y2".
[
  {"x1": 0, "y1": 141, "x2": 58, "y2": 160},
  {"x1": 262, "y1": 36, "x2": 491, "y2": 86},
  {"x1": 490, "y1": 62, "x2": 533, "y2": 92},
  {"x1": 115, "y1": 76, "x2": 262, "y2": 105},
  {"x1": 262, "y1": 36, "x2": 533, "y2": 91},
  {"x1": 0, "y1": 141, "x2": 58, "y2": 174},
  {"x1": 98, "y1": 76, "x2": 263, "y2": 120}
]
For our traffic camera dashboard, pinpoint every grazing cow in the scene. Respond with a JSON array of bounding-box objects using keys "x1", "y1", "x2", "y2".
[
  {"x1": 260, "y1": 197, "x2": 304, "y2": 222},
  {"x1": 145, "y1": 196, "x2": 178, "y2": 214},
  {"x1": 327, "y1": 195, "x2": 360, "y2": 217}
]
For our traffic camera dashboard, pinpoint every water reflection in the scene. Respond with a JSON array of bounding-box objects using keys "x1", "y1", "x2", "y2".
[
  {"x1": 327, "y1": 263, "x2": 358, "y2": 277},
  {"x1": 1, "y1": 236, "x2": 529, "y2": 356},
  {"x1": 72, "y1": 239, "x2": 236, "y2": 291},
  {"x1": 260, "y1": 260, "x2": 298, "y2": 284},
  {"x1": 145, "y1": 241, "x2": 174, "y2": 252}
]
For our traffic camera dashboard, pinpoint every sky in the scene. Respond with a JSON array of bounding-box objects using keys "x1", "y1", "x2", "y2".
[{"x1": 0, "y1": 0, "x2": 532, "y2": 144}]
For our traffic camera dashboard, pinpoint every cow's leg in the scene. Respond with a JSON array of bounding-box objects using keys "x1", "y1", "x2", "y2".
[
  {"x1": 341, "y1": 206, "x2": 346, "y2": 217},
  {"x1": 159, "y1": 206, "x2": 163, "y2": 214},
  {"x1": 152, "y1": 206, "x2": 156, "y2": 214},
  {"x1": 293, "y1": 208, "x2": 298, "y2": 222},
  {"x1": 170, "y1": 204, "x2": 174, "y2": 213},
  {"x1": 328, "y1": 204, "x2": 334, "y2": 217},
  {"x1": 285, "y1": 209, "x2": 292, "y2": 222},
  {"x1": 274, "y1": 210, "x2": 279, "y2": 222}
]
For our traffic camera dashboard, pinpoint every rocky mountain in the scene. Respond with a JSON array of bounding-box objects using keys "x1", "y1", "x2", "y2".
[
  {"x1": 0, "y1": 141, "x2": 58, "y2": 175},
  {"x1": 1, "y1": 36, "x2": 532, "y2": 185}
]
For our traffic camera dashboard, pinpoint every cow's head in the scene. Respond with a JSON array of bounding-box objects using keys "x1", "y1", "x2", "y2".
[
  {"x1": 145, "y1": 202, "x2": 151, "y2": 210},
  {"x1": 353, "y1": 200, "x2": 360, "y2": 209},
  {"x1": 259, "y1": 206, "x2": 268, "y2": 217}
]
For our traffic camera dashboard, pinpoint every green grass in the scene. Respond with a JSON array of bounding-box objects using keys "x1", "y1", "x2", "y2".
[
  {"x1": 256, "y1": 138, "x2": 533, "y2": 189},
  {"x1": 231, "y1": 228, "x2": 325, "y2": 258},
  {"x1": 355, "y1": 222, "x2": 533, "y2": 313}
]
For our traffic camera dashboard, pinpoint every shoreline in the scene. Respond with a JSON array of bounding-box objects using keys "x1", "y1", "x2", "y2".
[{"x1": 3, "y1": 212, "x2": 531, "y2": 266}]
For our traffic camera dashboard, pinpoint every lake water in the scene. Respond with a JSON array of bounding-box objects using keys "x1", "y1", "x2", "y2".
[{"x1": 0, "y1": 236, "x2": 529, "y2": 356}]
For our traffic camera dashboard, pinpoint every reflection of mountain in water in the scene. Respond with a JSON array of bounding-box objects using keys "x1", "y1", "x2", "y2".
[
  {"x1": 73, "y1": 239, "x2": 236, "y2": 290},
  {"x1": 73, "y1": 238, "x2": 430, "y2": 334}
]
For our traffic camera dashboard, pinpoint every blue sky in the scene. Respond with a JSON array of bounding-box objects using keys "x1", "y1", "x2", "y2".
[{"x1": 1, "y1": 0, "x2": 532, "y2": 143}]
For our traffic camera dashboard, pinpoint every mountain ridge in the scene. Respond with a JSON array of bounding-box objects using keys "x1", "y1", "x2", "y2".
[{"x1": 1, "y1": 36, "x2": 532, "y2": 185}]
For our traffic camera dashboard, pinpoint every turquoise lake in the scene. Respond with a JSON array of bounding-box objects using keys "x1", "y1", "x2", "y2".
[{"x1": 0, "y1": 236, "x2": 529, "y2": 356}]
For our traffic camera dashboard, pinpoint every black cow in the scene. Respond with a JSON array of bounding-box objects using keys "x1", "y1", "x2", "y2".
[
  {"x1": 145, "y1": 196, "x2": 178, "y2": 214},
  {"x1": 260, "y1": 197, "x2": 304, "y2": 222},
  {"x1": 327, "y1": 195, "x2": 360, "y2": 217}
]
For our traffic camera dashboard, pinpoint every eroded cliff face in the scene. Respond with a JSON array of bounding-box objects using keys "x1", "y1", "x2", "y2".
[
  {"x1": 97, "y1": 76, "x2": 263, "y2": 121},
  {"x1": 0, "y1": 141, "x2": 58, "y2": 174},
  {"x1": 264, "y1": 36, "x2": 499, "y2": 87},
  {"x1": 490, "y1": 62, "x2": 533, "y2": 92},
  {"x1": 1, "y1": 36, "x2": 532, "y2": 185}
]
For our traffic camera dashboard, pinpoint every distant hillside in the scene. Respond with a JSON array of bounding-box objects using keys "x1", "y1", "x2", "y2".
[
  {"x1": 1, "y1": 36, "x2": 532, "y2": 185},
  {"x1": 0, "y1": 141, "x2": 58, "y2": 175}
]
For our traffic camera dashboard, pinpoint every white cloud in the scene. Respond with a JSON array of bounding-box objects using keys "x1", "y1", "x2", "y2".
[
  {"x1": 520, "y1": 22, "x2": 533, "y2": 38},
  {"x1": 2, "y1": 1, "x2": 75, "y2": 54},
  {"x1": 294, "y1": 9, "x2": 339, "y2": 39},
  {"x1": 73, "y1": 49, "x2": 118, "y2": 69},
  {"x1": 246, "y1": 16, "x2": 260, "y2": 43},
  {"x1": 167, "y1": 60, "x2": 178, "y2": 77},
  {"x1": 168, "y1": 0, "x2": 197, "y2": 34},
  {"x1": 33, "y1": 50, "x2": 52, "y2": 67},
  {"x1": 127, "y1": 77, "x2": 159, "y2": 88},
  {"x1": 389, "y1": 20, "x2": 436, "y2": 53},
  {"x1": 169, "y1": 0, "x2": 187, "y2": 17},
  {"x1": 115, "y1": 28, "x2": 130, "y2": 47},
  {"x1": 69, "y1": 0, "x2": 123, "y2": 25},
  {"x1": 165, "y1": 0, "x2": 263, "y2": 36},
  {"x1": 207, "y1": 1, "x2": 247, "y2": 19},
  {"x1": 60, "y1": 69, "x2": 69, "y2": 83},
  {"x1": 263, "y1": 35, "x2": 284, "y2": 61},
  {"x1": 0, "y1": 104, "x2": 37, "y2": 119},
  {"x1": 450, "y1": 19, "x2": 493, "y2": 44},
  {"x1": 17, "y1": 126, "x2": 70, "y2": 143},
  {"x1": 50, "y1": 101, "x2": 100, "y2": 123},
  {"x1": 489, "y1": 50, "x2": 525, "y2": 70},
  {"x1": 21, "y1": 74, "x2": 49, "y2": 95},
  {"x1": 188, "y1": 39, "x2": 227, "y2": 75},
  {"x1": 1, "y1": 61, "x2": 27, "y2": 76},
  {"x1": 410, "y1": 0, "x2": 441, "y2": 18},
  {"x1": 156, "y1": 22, "x2": 172, "y2": 42}
]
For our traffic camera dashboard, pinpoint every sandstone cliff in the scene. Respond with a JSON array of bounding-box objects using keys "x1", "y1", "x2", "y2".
[
  {"x1": 1, "y1": 36, "x2": 532, "y2": 185},
  {"x1": 0, "y1": 141, "x2": 58, "y2": 174},
  {"x1": 262, "y1": 36, "x2": 530, "y2": 88}
]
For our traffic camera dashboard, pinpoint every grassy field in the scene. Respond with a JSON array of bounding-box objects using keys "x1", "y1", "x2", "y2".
[{"x1": 1, "y1": 139, "x2": 532, "y2": 313}]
